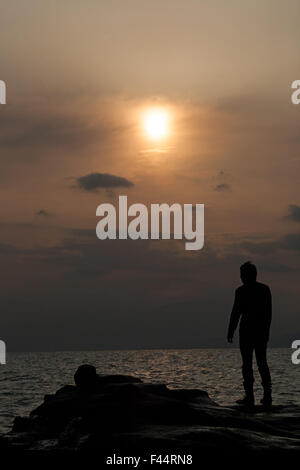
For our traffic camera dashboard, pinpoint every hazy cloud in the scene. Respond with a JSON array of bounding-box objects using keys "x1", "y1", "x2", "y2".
[
  {"x1": 0, "y1": 243, "x2": 20, "y2": 255},
  {"x1": 76, "y1": 172, "x2": 134, "y2": 192},
  {"x1": 0, "y1": 224, "x2": 298, "y2": 349},
  {"x1": 214, "y1": 183, "x2": 230, "y2": 192},
  {"x1": 36, "y1": 209, "x2": 51, "y2": 217},
  {"x1": 285, "y1": 205, "x2": 300, "y2": 222},
  {"x1": 241, "y1": 232, "x2": 300, "y2": 254},
  {"x1": 0, "y1": 109, "x2": 100, "y2": 151}
]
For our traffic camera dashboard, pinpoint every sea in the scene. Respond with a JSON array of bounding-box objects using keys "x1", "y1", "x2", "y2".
[{"x1": 0, "y1": 348, "x2": 299, "y2": 434}]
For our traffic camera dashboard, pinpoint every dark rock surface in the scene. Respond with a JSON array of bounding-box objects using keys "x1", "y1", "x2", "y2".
[{"x1": 1, "y1": 364, "x2": 300, "y2": 453}]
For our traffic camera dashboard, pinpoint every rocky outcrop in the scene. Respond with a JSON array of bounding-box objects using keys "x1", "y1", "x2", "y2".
[{"x1": 1, "y1": 364, "x2": 300, "y2": 453}]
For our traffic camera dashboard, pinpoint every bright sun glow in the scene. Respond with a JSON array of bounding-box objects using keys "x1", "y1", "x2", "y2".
[{"x1": 144, "y1": 109, "x2": 169, "y2": 139}]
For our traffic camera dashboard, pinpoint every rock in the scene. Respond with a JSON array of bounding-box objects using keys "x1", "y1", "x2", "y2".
[
  {"x1": 1, "y1": 364, "x2": 300, "y2": 453},
  {"x1": 74, "y1": 363, "x2": 142, "y2": 392}
]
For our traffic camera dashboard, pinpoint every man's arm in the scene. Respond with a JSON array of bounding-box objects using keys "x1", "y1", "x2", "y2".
[
  {"x1": 227, "y1": 289, "x2": 242, "y2": 343},
  {"x1": 265, "y1": 286, "x2": 272, "y2": 342}
]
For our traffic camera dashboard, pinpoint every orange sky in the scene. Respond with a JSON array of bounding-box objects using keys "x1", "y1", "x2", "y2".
[{"x1": 0, "y1": 0, "x2": 300, "y2": 349}]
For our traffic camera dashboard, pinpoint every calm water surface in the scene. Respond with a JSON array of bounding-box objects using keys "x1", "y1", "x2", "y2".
[{"x1": 0, "y1": 348, "x2": 299, "y2": 433}]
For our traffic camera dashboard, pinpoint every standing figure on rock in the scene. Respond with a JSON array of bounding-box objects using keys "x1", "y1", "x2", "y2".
[{"x1": 227, "y1": 262, "x2": 272, "y2": 407}]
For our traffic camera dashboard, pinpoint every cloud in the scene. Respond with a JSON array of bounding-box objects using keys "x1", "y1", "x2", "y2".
[
  {"x1": 76, "y1": 172, "x2": 134, "y2": 191},
  {"x1": 240, "y1": 232, "x2": 300, "y2": 254},
  {"x1": 280, "y1": 233, "x2": 300, "y2": 251},
  {"x1": 36, "y1": 209, "x2": 51, "y2": 217},
  {"x1": 0, "y1": 243, "x2": 20, "y2": 255},
  {"x1": 214, "y1": 183, "x2": 230, "y2": 192},
  {"x1": 0, "y1": 224, "x2": 299, "y2": 349},
  {"x1": 285, "y1": 205, "x2": 300, "y2": 222},
  {"x1": 0, "y1": 109, "x2": 100, "y2": 151}
]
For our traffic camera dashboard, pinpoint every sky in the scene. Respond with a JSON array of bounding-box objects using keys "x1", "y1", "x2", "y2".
[{"x1": 0, "y1": 0, "x2": 300, "y2": 350}]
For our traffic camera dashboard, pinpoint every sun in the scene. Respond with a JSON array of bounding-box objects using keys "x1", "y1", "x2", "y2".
[{"x1": 143, "y1": 108, "x2": 169, "y2": 140}]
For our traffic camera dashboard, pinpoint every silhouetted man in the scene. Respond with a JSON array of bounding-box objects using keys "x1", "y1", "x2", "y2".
[{"x1": 227, "y1": 262, "x2": 272, "y2": 407}]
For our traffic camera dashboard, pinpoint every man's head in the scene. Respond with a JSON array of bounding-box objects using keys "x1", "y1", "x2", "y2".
[{"x1": 240, "y1": 261, "x2": 257, "y2": 284}]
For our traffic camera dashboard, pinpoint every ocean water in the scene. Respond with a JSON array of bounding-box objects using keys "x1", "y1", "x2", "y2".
[{"x1": 0, "y1": 348, "x2": 299, "y2": 434}]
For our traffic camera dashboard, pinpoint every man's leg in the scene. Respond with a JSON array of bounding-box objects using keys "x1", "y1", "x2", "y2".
[
  {"x1": 255, "y1": 342, "x2": 272, "y2": 406},
  {"x1": 238, "y1": 338, "x2": 255, "y2": 405}
]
